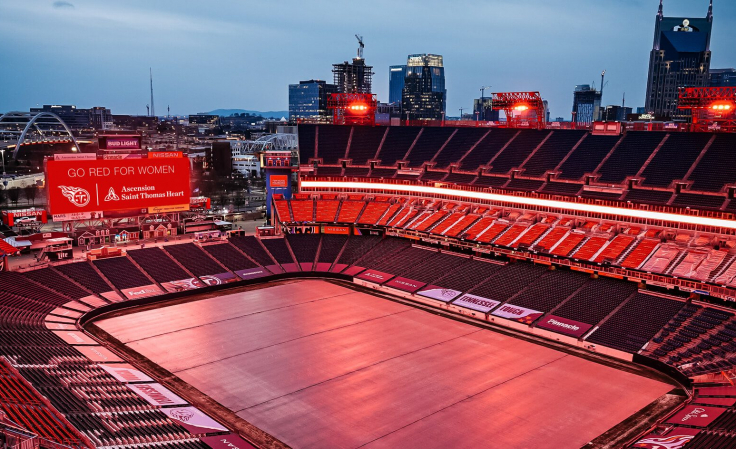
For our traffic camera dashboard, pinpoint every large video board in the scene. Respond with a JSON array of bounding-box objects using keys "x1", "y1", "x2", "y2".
[{"x1": 46, "y1": 157, "x2": 190, "y2": 220}]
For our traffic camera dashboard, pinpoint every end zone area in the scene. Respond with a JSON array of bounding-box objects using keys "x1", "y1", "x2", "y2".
[{"x1": 92, "y1": 279, "x2": 677, "y2": 449}]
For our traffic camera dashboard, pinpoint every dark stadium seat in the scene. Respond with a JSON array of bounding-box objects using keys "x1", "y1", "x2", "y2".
[
  {"x1": 508, "y1": 269, "x2": 589, "y2": 313},
  {"x1": 552, "y1": 278, "x2": 637, "y2": 327},
  {"x1": 458, "y1": 128, "x2": 518, "y2": 171},
  {"x1": 298, "y1": 124, "x2": 317, "y2": 163},
  {"x1": 93, "y1": 257, "x2": 152, "y2": 290},
  {"x1": 469, "y1": 263, "x2": 547, "y2": 303},
  {"x1": 316, "y1": 125, "x2": 352, "y2": 164},
  {"x1": 639, "y1": 133, "x2": 712, "y2": 187},
  {"x1": 22, "y1": 268, "x2": 91, "y2": 300},
  {"x1": 164, "y1": 243, "x2": 227, "y2": 276},
  {"x1": 128, "y1": 247, "x2": 191, "y2": 283},
  {"x1": 285, "y1": 234, "x2": 321, "y2": 269},
  {"x1": 521, "y1": 130, "x2": 586, "y2": 177},
  {"x1": 230, "y1": 236, "x2": 278, "y2": 267},
  {"x1": 55, "y1": 263, "x2": 113, "y2": 294},
  {"x1": 432, "y1": 128, "x2": 488, "y2": 169},
  {"x1": 375, "y1": 127, "x2": 422, "y2": 166},
  {"x1": 586, "y1": 293, "x2": 684, "y2": 353},
  {"x1": 556, "y1": 134, "x2": 621, "y2": 181},
  {"x1": 346, "y1": 126, "x2": 387, "y2": 165},
  {"x1": 202, "y1": 243, "x2": 259, "y2": 271},
  {"x1": 596, "y1": 132, "x2": 666, "y2": 183},
  {"x1": 487, "y1": 130, "x2": 551, "y2": 175},
  {"x1": 688, "y1": 133, "x2": 736, "y2": 192},
  {"x1": 404, "y1": 127, "x2": 455, "y2": 168}
]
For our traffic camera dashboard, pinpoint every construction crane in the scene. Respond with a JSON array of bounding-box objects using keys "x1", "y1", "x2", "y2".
[
  {"x1": 480, "y1": 86, "x2": 492, "y2": 99},
  {"x1": 355, "y1": 35, "x2": 364, "y2": 59}
]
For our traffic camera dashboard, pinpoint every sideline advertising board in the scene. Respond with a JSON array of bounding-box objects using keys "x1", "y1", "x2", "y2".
[
  {"x1": 536, "y1": 315, "x2": 593, "y2": 338},
  {"x1": 46, "y1": 157, "x2": 190, "y2": 217}
]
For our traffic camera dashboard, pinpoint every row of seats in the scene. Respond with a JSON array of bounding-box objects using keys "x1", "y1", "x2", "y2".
[
  {"x1": 2, "y1": 232, "x2": 736, "y2": 446},
  {"x1": 279, "y1": 197, "x2": 736, "y2": 286},
  {"x1": 301, "y1": 125, "x2": 736, "y2": 198}
]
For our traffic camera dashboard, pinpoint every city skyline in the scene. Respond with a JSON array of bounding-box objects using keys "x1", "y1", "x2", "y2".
[{"x1": 1, "y1": 0, "x2": 735, "y2": 119}]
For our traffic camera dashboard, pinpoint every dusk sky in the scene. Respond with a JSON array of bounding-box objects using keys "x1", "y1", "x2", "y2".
[{"x1": 1, "y1": 0, "x2": 734, "y2": 118}]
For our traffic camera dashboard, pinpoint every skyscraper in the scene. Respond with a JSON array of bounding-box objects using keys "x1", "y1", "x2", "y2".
[
  {"x1": 332, "y1": 58, "x2": 373, "y2": 94},
  {"x1": 645, "y1": 0, "x2": 713, "y2": 120},
  {"x1": 288, "y1": 80, "x2": 336, "y2": 121},
  {"x1": 401, "y1": 54, "x2": 446, "y2": 120},
  {"x1": 389, "y1": 65, "x2": 407, "y2": 105},
  {"x1": 710, "y1": 68, "x2": 736, "y2": 87},
  {"x1": 572, "y1": 85, "x2": 602, "y2": 125}
]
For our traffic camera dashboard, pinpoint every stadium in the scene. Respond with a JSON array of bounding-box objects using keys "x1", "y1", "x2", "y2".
[{"x1": 3, "y1": 95, "x2": 736, "y2": 449}]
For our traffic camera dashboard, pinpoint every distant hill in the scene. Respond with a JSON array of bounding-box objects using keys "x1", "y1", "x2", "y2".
[{"x1": 203, "y1": 109, "x2": 289, "y2": 119}]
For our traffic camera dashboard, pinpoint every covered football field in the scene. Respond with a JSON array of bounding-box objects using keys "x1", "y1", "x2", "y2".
[{"x1": 95, "y1": 279, "x2": 675, "y2": 449}]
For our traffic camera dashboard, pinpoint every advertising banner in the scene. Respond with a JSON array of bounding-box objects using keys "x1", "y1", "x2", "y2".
[
  {"x1": 417, "y1": 286, "x2": 463, "y2": 302},
  {"x1": 200, "y1": 435, "x2": 258, "y2": 449},
  {"x1": 200, "y1": 272, "x2": 238, "y2": 286},
  {"x1": 127, "y1": 383, "x2": 187, "y2": 407},
  {"x1": 76, "y1": 346, "x2": 124, "y2": 363},
  {"x1": 385, "y1": 277, "x2": 426, "y2": 293},
  {"x1": 536, "y1": 315, "x2": 593, "y2": 338},
  {"x1": 665, "y1": 405, "x2": 725, "y2": 427},
  {"x1": 630, "y1": 427, "x2": 700, "y2": 449},
  {"x1": 162, "y1": 407, "x2": 228, "y2": 434},
  {"x1": 99, "y1": 364, "x2": 154, "y2": 383},
  {"x1": 2, "y1": 209, "x2": 48, "y2": 227},
  {"x1": 269, "y1": 175, "x2": 289, "y2": 188},
  {"x1": 322, "y1": 226, "x2": 351, "y2": 235},
  {"x1": 149, "y1": 151, "x2": 183, "y2": 159},
  {"x1": 45, "y1": 157, "x2": 190, "y2": 216},
  {"x1": 99, "y1": 135, "x2": 141, "y2": 150},
  {"x1": 121, "y1": 284, "x2": 163, "y2": 300},
  {"x1": 451, "y1": 294, "x2": 501, "y2": 313},
  {"x1": 356, "y1": 269, "x2": 394, "y2": 283},
  {"x1": 53, "y1": 212, "x2": 101, "y2": 222},
  {"x1": 52, "y1": 331, "x2": 97, "y2": 345},
  {"x1": 161, "y1": 278, "x2": 204, "y2": 293},
  {"x1": 235, "y1": 268, "x2": 271, "y2": 281},
  {"x1": 54, "y1": 153, "x2": 97, "y2": 161},
  {"x1": 491, "y1": 304, "x2": 544, "y2": 324}
]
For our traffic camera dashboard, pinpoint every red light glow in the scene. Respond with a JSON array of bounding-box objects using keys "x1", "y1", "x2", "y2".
[
  {"x1": 711, "y1": 103, "x2": 733, "y2": 111},
  {"x1": 301, "y1": 180, "x2": 736, "y2": 230}
]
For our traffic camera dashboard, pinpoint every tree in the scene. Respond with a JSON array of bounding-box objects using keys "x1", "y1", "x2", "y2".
[
  {"x1": 0, "y1": 187, "x2": 6, "y2": 206},
  {"x1": 23, "y1": 185, "x2": 37, "y2": 206},
  {"x1": 7, "y1": 187, "x2": 20, "y2": 207}
]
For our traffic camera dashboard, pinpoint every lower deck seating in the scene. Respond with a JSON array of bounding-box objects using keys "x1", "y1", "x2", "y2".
[
  {"x1": 552, "y1": 278, "x2": 637, "y2": 326},
  {"x1": 286, "y1": 234, "x2": 321, "y2": 263},
  {"x1": 93, "y1": 257, "x2": 152, "y2": 290},
  {"x1": 230, "y1": 235, "x2": 277, "y2": 266},
  {"x1": 261, "y1": 238, "x2": 297, "y2": 265},
  {"x1": 22, "y1": 268, "x2": 90, "y2": 300},
  {"x1": 587, "y1": 292, "x2": 684, "y2": 352},
  {"x1": 164, "y1": 243, "x2": 226, "y2": 276},
  {"x1": 55, "y1": 263, "x2": 112, "y2": 294},
  {"x1": 128, "y1": 247, "x2": 191, "y2": 283},
  {"x1": 202, "y1": 243, "x2": 259, "y2": 271},
  {"x1": 469, "y1": 263, "x2": 548, "y2": 303}
]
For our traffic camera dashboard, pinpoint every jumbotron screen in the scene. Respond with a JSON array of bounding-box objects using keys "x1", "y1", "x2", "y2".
[{"x1": 46, "y1": 157, "x2": 191, "y2": 219}]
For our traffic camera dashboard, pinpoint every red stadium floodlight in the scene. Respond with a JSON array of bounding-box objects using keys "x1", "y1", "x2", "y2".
[
  {"x1": 491, "y1": 92, "x2": 545, "y2": 130},
  {"x1": 678, "y1": 87, "x2": 736, "y2": 133},
  {"x1": 328, "y1": 93, "x2": 377, "y2": 126}
]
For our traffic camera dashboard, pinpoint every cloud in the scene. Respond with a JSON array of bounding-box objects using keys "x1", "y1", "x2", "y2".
[{"x1": 52, "y1": 1, "x2": 74, "y2": 9}]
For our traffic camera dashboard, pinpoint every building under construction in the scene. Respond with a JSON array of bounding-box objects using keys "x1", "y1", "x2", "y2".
[{"x1": 332, "y1": 35, "x2": 373, "y2": 94}]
